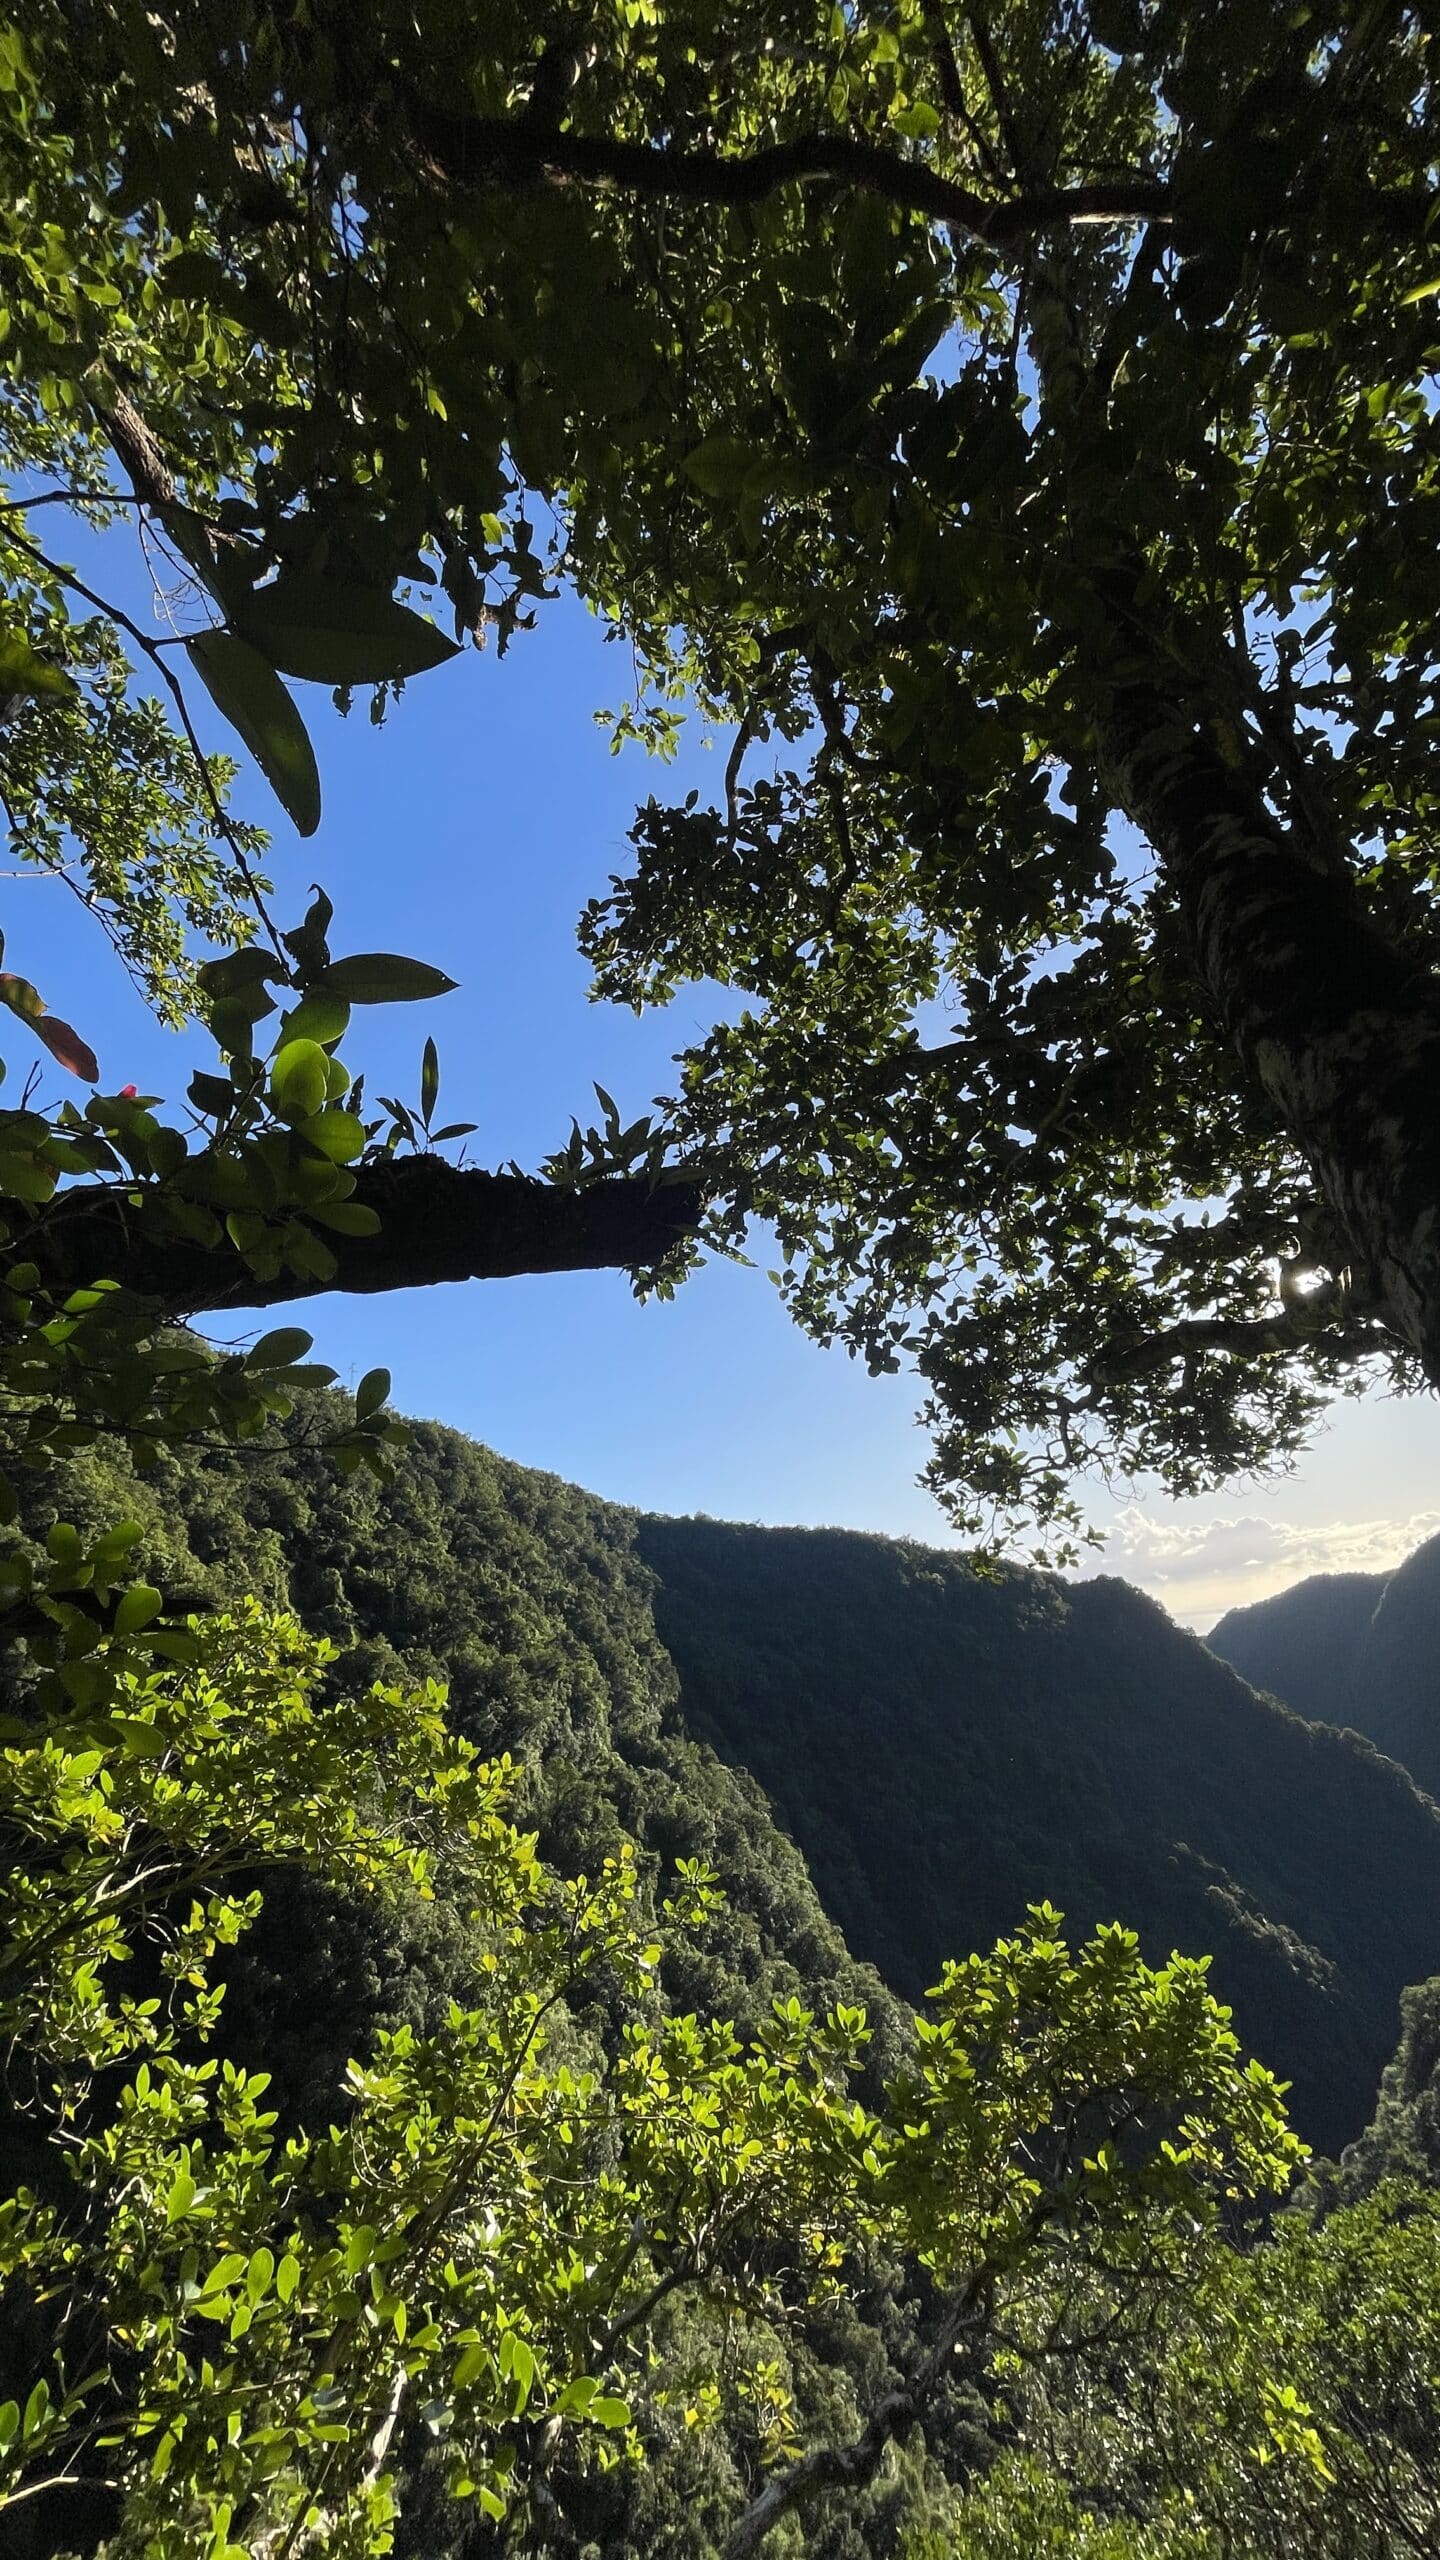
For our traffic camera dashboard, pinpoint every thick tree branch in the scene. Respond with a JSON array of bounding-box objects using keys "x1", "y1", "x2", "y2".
[
  {"x1": 1085, "y1": 1310, "x2": 1385, "y2": 1386},
  {"x1": 396, "y1": 97, "x2": 1167, "y2": 243},
  {"x1": 724, "y1": 2286, "x2": 982, "y2": 2557},
  {"x1": 1022, "y1": 265, "x2": 1440, "y2": 1387},
  {"x1": 94, "y1": 388, "x2": 176, "y2": 511},
  {"x1": 394, "y1": 98, "x2": 1432, "y2": 250},
  {"x1": 17, "y1": 1161, "x2": 704, "y2": 1318}
]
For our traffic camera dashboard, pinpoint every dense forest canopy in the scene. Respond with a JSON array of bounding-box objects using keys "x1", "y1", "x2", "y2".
[{"x1": 0, "y1": 0, "x2": 1436, "y2": 1541}]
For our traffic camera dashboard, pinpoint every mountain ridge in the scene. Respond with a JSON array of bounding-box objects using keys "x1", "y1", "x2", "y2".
[
  {"x1": 629, "y1": 1514, "x2": 1440, "y2": 2154},
  {"x1": 1210, "y1": 1531, "x2": 1440, "y2": 1797}
]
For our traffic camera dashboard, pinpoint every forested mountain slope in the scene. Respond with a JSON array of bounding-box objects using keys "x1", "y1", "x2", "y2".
[
  {"x1": 10, "y1": 1418, "x2": 910, "y2": 2119},
  {"x1": 14, "y1": 1411, "x2": 1440, "y2": 2158},
  {"x1": 636, "y1": 1518, "x2": 1440, "y2": 2155},
  {"x1": 1210, "y1": 1534, "x2": 1440, "y2": 1798},
  {"x1": 1207, "y1": 1571, "x2": 1385, "y2": 1733}
]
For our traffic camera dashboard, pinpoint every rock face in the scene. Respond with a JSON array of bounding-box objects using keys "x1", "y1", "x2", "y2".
[
  {"x1": 637, "y1": 1516, "x2": 1440, "y2": 2156},
  {"x1": 1209, "y1": 1533, "x2": 1440, "y2": 1799}
]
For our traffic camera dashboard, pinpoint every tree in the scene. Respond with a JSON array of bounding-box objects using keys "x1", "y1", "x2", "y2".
[
  {"x1": 935, "y1": 2181, "x2": 1440, "y2": 2557},
  {"x1": 3, "y1": 0, "x2": 1438, "y2": 1545},
  {"x1": 0, "y1": 1571, "x2": 1302, "y2": 2556}
]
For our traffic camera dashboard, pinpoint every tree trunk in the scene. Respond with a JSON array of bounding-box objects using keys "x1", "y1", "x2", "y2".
[
  {"x1": 1100, "y1": 669, "x2": 1440, "y2": 1377},
  {"x1": 15, "y1": 1161, "x2": 702, "y2": 1318},
  {"x1": 1025, "y1": 260, "x2": 1440, "y2": 1378}
]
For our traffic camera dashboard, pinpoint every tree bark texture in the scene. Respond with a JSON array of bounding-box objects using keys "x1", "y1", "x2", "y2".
[
  {"x1": 1024, "y1": 262, "x2": 1440, "y2": 1383},
  {"x1": 14, "y1": 1161, "x2": 703, "y2": 1319},
  {"x1": 1100, "y1": 670, "x2": 1440, "y2": 1379}
]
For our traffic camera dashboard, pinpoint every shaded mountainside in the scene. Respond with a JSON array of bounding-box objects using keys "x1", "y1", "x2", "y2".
[
  {"x1": 16, "y1": 1414, "x2": 1440, "y2": 2158},
  {"x1": 636, "y1": 1517, "x2": 1440, "y2": 2157},
  {"x1": 1210, "y1": 1533, "x2": 1440, "y2": 1799},
  {"x1": 11, "y1": 1421, "x2": 909, "y2": 2116},
  {"x1": 1208, "y1": 1570, "x2": 1384, "y2": 1734}
]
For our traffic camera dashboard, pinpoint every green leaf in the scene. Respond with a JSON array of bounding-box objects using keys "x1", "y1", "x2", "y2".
[
  {"x1": 284, "y1": 885, "x2": 334, "y2": 979},
  {"x1": 306, "y1": 1199, "x2": 381, "y2": 1235},
  {"x1": 0, "y1": 1154, "x2": 58, "y2": 1204},
  {"x1": 198, "y1": 2252, "x2": 248, "y2": 2298},
  {"x1": 343, "y1": 2223, "x2": 377, "y2": 2274},
  {"x1": 186, "y1": 630, "x2": 322, "y2": 836},
  {"x1": 270, "y1": 1039, "x2": 331, "y2": 1120},
  {"x1": 246, "y1": 1327, "x2": 314, "y2": 1370},
  {"x1": 196, "y1": 948, "x2": 283, "y2": 1002},
  {"x1": 421, "y1": 1034, "x2": 440, "y2": 1122},
  {"x1": 501, "y1": 2332, "x2": 536, "y2": 2409},
  {"x1": 114, "y1": 1583, "x2": 163, "y2": 1636},
  {"x1": 238, "y1": 575, "x2": 462, "y2": 684},
  {"x1": 0, "y1": 971, "x2": 44, "y2": 1023},
  {"x1": 165, "y1": 2167, "x2": 197, "y2": 2223},
  {"x1": 304, "y1": 1108, "x2": 366, "y2": 1164},
  {"x1": 589, "y1": 2396, "x2": 631, "y2": 2429},
  {"x1": 354, "y1": 1366, "x2": 390, "y2": 1421},
  {"x1": 189, "y1": 1070, "x2": 237, "y2": 1118},
  {"x1": 110, "y1": 1715, "x2": 171, "y2": 1759},
  {"x1": 0, "y1": 626, "x2": 78, "y2": 701},
  {"x1": 892, "y1": 98, "x2": 941, "y2": 139},
  {"x1": 315, "y1": 954, "x2": 458, "y2": 1004},
  {"x1": 681, "y1": 437, "x2": 755, "y2": 500},
  {"x1": 159, "y1": 504, "x2": 257, "y2": 615},
  {"x1": 279, "y1": 993, "x2": 350, "y2": 1047}
]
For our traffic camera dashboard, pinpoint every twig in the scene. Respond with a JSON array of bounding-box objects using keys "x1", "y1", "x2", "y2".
[{"x1": 4, "y1": 521, "x2": 286, "y2": 963}]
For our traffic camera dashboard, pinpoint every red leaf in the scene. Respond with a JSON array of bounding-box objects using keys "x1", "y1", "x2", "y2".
[{"x1": 33, "y1": 1014, "x2": 99, "y2": 1082}]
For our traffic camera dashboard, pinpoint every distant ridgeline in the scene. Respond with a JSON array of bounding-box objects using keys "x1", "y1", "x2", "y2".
[
  {"x1": 1209, "y1": 1534, "x2": 1440, "y2": 1802},
  {"x1": 13, "y1": 1403, "x2": 1440, "y2": 2157}
]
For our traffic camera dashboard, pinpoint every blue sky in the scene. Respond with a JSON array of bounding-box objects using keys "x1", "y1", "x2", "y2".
[{"x1": 10, "y1": 542, "x2": 1438, "y2": 1628}]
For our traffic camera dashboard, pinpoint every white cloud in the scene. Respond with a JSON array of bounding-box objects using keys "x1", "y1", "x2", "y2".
[{"x1": 1081, "y1": 1506, "x2": 1440, "y2": 1633}]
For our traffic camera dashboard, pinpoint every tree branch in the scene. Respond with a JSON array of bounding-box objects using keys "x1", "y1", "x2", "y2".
[
  {"x1": 1085, "y1": 1310, "x2": 1384, "y2": 1387},
  {"x1": 724, "y1": 2284, "x2": 983, "y2": 2557},
  {"x1": 93, "y1": 387, "x2": 176, "y2": 511},
  {"x1": 4, "y1": 519, "x2": 285, "y2": 960},
  {"x1": 17, "y1": 1161, "x2": 705, "y2": 1317},
  {"x1": 396, "y1": 97, "x2": 1167, "y2": 244}
]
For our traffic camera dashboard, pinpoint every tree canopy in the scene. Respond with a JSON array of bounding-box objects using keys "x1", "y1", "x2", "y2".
[{"x1": 3, "y1": 0, "x2": 1438, "y2": 1545}]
